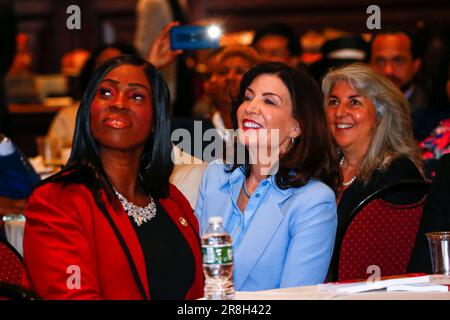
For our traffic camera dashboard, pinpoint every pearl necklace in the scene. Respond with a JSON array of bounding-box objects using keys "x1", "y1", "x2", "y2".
[
  {"x1": 114, "y1": 189, "x2": 157, "y2": 226},
  {"x1": 340, "y1": 157, "x2": 358, "y2": 187}
]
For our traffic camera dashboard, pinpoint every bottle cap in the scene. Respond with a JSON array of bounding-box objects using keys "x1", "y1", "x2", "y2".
[{"x1": 208, "y1": 216, "x2": 223, "y2": 224}]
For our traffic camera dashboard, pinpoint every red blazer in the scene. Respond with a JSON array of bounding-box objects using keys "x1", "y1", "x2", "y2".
[{"x1": 23, "y1": 182, "x2": 204, "y2": 300}]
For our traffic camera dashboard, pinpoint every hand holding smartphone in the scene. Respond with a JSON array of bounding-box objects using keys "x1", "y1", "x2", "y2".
[{"x1": 170, "y1": 25, "x2": 222, "y2": 50}]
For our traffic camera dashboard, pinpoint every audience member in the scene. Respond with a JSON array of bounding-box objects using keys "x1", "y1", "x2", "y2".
[
  {"x1": 48, "y1": 19, "x2": 183, "y2": 149},
  {"x1": 172, "y1": 45, "x2": 261, "y2": 161},
  {"x1": 48, "y1": 28, "x2": 205, "y2": 208},
  {"x1": 309, "y1": 34, "x2": 368, "y2": 82},
  {"x1": 322, "y1": 63, "x2": 425, "y2": 280},
  {"x1": 23, "y1": 55, "x2": 204, "y2": 300},
  {"x1": 369, "y1": 31, "x2": 445, "y2": 140},
  {"x1": 47, "y1": 43, "x2": 139, "y2": 150},
  {"x1": 134, "y1": 0, "x2": 194, "y2": 117},
  {"x1": 419, "y1": 56, "x2": 450, "y2": 178},
  {"x1": 191, "y1": 49, "x2": 222, "y2": 119},
  {"x1": 209, "y1": 45, "x2": 262, "y2": 137},
  {"x1": 251, "y1": 23, "x2": 301, "y2": 67},
  {"x1": 196, "y1": 62, "x2": 340, "y2": 291}
]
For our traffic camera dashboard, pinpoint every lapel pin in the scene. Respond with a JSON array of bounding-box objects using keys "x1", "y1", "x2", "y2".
[{"x1": 179, "y1": 217, "x2": 188, "y2": 227}]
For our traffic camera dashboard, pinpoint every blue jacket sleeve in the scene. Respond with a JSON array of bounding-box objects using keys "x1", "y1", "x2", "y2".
[
  {"x1": 280, "y1": 185, "x2": 337, "y2": 287},
  {"x1": 0, "y1": 148, "x2": 40, "y2": 198}
]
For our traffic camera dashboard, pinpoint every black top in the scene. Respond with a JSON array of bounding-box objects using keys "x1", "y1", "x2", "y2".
[
  {"x1": 328, "y1": 156, "x2": 424, "y2": 280},
  {"x1": 337, "y1": 157, "x2": 424, "y2": 233},
  {"x1": 408, "y1": 154, "x2": 450, "y2": 273},
  {"x1": 128, "y1": 200, "x2": 195, "y2": 300}
]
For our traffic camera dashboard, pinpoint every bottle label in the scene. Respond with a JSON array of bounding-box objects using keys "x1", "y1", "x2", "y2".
[{"x1": 202, "y1": 244, "x2": 233, "y2": 264}]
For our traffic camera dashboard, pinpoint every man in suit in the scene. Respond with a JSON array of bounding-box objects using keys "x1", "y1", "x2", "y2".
[
  {"x1": 251, "y1": 23, "x2": 301, "y2": 68},
  {"x1": 369, "y1": 31, "x2": 445, "y2": 140}
]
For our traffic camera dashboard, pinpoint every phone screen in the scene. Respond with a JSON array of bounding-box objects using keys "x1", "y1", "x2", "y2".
[{"x1": 170, "y1": 25, "x2": 222, "y2": 50}]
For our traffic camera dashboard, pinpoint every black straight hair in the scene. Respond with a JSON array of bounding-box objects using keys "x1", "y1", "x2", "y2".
[{"x1": 44, "y1": 54, "x2": 173, "y2": 204}]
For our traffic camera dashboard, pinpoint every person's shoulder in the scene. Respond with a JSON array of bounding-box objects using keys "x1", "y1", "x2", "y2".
[
  {"x1": 167, "y1": 183, "x2": 192, "y2": 207},
  {"x1": 200, "y1": 160, "x2": 236, "y2": 189},
  {"x1": 386, "y1": 156, "x2": 422, "y2": 177},
  {"x1": 287, "y1": 179, "x2": 337, "y2": 221},
  {"x1": 291, "y1": 179, "x2": 336, "y2": 203},
  {"x1": 204, "y1": 159, "x2": 231, "y2": 176},
  {"x1": 172, "y1": 145, "x2": 207, "y2": 169},
  {"x1": 372, "y1": 156, "x2": 424, "y2": 191},
  {"x1": 32, "y1": 179, "x2": 91, "y2": 199}
]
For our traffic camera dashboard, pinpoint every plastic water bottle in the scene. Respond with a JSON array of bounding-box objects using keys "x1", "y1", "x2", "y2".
[{"x1": 202, "y1": 216, "x2": 235, "y2": 300}]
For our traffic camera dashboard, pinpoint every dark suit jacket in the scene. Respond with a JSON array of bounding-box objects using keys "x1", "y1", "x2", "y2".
[
  {"x1": 408, "y1": 154, "x2": 450, "y2": 273},
  {"x1": 23, "y1": 182, "x2": 204, "y2": 299}
]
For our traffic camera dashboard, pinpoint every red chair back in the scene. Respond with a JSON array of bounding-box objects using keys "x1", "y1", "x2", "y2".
[
  {"x1": 338, "y1": 197, "x2": 425, "y2": 281},
  {"x1": 0, "y1": 239, "x2": 24, "y2": 286},
  {"x1": 336, "y1": 180, "x2": 430, "y2": 281}
]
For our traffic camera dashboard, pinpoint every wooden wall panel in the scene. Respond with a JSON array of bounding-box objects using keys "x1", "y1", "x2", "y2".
[
  {"x1": 12, "y1": 0, "x2": 450, "y2": 73},
  {"x1": 190, "y1": 0, "x2": 450, "y2": 33},
  {"x1": 14, "y1": 0, "x2": 137, "y2": 73}
]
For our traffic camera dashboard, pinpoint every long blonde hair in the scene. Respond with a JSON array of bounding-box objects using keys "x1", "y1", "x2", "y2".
[{"x1": 322, "y1": 63, "x2": 423, "y2": 182}]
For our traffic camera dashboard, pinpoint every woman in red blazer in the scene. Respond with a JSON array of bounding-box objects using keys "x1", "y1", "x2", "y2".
[{"x1": 23, "y1": 55, "x2": 204, "y2": 300}]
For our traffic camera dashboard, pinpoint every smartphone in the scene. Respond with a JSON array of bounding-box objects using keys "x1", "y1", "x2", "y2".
[{"x1": 170, "y1": 25, "x2": 222, "y2": 50}]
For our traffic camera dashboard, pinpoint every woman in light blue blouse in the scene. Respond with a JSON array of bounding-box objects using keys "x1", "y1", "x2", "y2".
[{"x1": 195, "y1": 62, "x2": 341, "y2": 291}]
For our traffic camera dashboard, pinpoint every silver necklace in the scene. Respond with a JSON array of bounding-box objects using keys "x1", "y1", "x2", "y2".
[
  {"x1": 242, "y1": 179, "x2": 252, "y2": 198},
  {"x1": 340, "y1": 157, "x2": 358, "y2": 187},
  {"x1": 114, "y1": 188, "x2": 157, "y2": 226}
]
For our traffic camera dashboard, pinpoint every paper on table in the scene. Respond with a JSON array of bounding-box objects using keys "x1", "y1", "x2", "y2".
[
  {"x1": 387, "y1": 283, "x2": 450, "y2": 292},
  {"x1": 319, "y1": 274, "x2": 449, "y2": 294}
]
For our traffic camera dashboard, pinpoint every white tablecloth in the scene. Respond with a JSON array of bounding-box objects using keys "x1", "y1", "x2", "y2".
[{"x1": 235, "y1": 285, "x2": 450, "y2": 300}]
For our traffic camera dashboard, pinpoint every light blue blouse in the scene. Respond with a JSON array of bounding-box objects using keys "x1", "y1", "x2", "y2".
[{"x1": 195, "y1": 160, "x2": 337, "y2": 291}]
